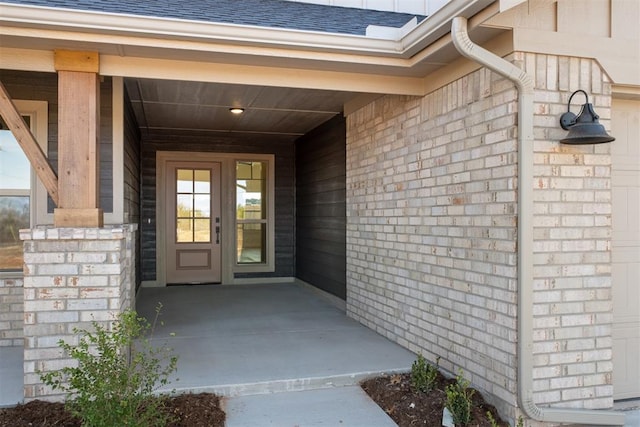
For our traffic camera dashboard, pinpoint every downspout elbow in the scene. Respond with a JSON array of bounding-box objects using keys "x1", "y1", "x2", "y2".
[{"x1": 450, "y1": 16, "x2": 625, "y2": 427}]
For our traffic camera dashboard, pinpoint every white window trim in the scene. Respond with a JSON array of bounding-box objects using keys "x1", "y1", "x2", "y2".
[{"x1": 155, "y1": 151, "x2": 275, "y2": 286}]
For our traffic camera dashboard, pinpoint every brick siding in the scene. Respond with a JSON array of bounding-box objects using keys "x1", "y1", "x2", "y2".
[
  {"x1": 0, "y1": 278, "x2": 24, "y2": 347},
  {"x1": 20, "y1": 225, "x2": 136, "y2": 401},
  {"x1": 345, "y1": 53, "x2": 613, "y2": 423}
]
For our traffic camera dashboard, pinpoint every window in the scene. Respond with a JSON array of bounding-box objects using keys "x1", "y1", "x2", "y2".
[
  {"x1": 0, "y1": 101, "x2": 48, "y2": 273},
  {"x1": 176, "y1": 168, "x2": 212, "y2": 243},
  {"x1": 236, "y1": 161, "x2": 268, "y2": 265}
]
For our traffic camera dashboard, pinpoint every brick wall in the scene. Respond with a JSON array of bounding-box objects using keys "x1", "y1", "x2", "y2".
[
  {"x1": 0, "y1": 278, "x2": 24, "y2": 347},
  {"x1": 524, "y1": 52, "x2": 614, "y2": 412},
  {"x1": 20, "y1": 225, "x2": 136, "y2": 401},
  {"x1": 345, "y1": 53, "x2": 613, "y2": 423}
]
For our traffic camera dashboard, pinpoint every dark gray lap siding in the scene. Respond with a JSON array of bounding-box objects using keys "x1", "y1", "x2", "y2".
[{"x1": 295, "y1": 115, "x2": 346, "y2": 300}]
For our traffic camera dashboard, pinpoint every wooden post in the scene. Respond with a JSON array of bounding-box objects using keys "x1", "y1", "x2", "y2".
[{"x1": 53, "y1": 50, "x2": 103, "y2": 227}]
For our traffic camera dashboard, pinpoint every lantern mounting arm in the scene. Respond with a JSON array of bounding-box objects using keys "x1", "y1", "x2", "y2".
[{"x1": 560, "y1": 89, "x2": 592, "y2": 130}]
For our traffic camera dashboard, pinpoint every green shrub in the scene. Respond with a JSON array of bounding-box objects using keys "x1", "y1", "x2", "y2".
[
  {"x1": 445, "y1": 369, "x2": 475, "y2": 426},
  {"x1": 487, "y1": 410, "x2": 500, "y2": 427},
  {"x1": 410, "y1": 354, "x2": 439, "y2": 393},
  {"x1": 40, "y1": 305, "x2": 178, "y2": 427}
]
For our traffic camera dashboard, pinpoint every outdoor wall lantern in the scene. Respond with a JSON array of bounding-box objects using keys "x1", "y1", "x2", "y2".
[{"x1": 559, "y1": 89, "x2": 615, "y2": 144}]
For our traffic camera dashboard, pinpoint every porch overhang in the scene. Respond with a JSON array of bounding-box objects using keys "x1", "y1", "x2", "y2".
[{"x1": 0, "y1": 0, "x2": 509, "y2": 96}]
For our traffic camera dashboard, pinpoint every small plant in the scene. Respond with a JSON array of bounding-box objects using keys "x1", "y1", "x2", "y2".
[
  {"x1": 516, "y1": 415, "x2": 524, "y2": 427},
  {"x1": 410, "y1": 354, "x2": 439, "y2": 393},
  {"x1": 487, "y1": 410, "x2": 500, "y2": 427},
  {"x1": 40, "y1": 305, "x2": 178, "y2": 427},
  {"x1": 445, "y1": 369, "x2": 475, "y2": 426}
]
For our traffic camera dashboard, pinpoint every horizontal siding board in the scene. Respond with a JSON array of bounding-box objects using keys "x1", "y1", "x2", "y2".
[
  {"x1": 297, "y1": 189, "x2": 345, "y2": 206},
  {"x1": 295, "y1": 115, "x2": 346, "y2": 299},
  {"x1": 296, "y1": 204, "x2": 346, "y2": 218}
]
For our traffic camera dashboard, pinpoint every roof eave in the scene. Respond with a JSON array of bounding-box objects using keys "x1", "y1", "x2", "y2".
[{"x1": 0, "y1": 0, "x2": 500, "y2": 61}]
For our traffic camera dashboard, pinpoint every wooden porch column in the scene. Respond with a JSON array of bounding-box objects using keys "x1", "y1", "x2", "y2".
[{"x1": 53, "y1": 50, "x2": 103, "y2": 227}]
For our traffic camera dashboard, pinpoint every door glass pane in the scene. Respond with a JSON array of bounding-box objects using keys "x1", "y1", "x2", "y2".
[
  {"x1": 176, "y1": 219, "x2": 193, "y2": 243},
  {"x1": 177, "y1": 169, "x2": 193, "y2": 193},
  {"x1": 194, "y1": 219, "x2": 210, "y2": 242},
  {"x1": 175, "y1": 168, "x2": 211, "y2": 243},
  {"x1": 0, "y1": 196, "x2": 29, "y2": 270},
  {"x1": 177, "y1": 194, "x2": 193, "y2": 218},
  {"x1": 194, "y1": 195, "x2": 210, "y2": 217},
  {"x1": 194, "y1": 170, "x2": 210, "y2": 193},
  {"x1": 237, "y1": 223, "x2": 265, "y2": 264}
]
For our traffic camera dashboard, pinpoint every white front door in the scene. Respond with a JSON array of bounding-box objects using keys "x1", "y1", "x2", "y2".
[
  {"x1": 165, "y1": 161, "x2": 222, "y2": 284},
  {"x1": 611, "y1": 99, "x2": 640, "y2": 400}
]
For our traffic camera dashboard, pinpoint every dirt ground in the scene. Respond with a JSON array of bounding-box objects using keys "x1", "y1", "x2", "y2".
[
  {"x1": 0, "y1": 373, "x2": 507, "y2": 426},
  {"x1": 0, "y1": 393, "x2": 225, "y2": 427},
  {"x1": 361, "y1": 372, "x2": 508, "y2": 427}
]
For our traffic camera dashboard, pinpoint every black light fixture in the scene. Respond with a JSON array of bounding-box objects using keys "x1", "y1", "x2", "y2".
[{"x1": 559, "y1": 89, "x2": 614, "y2": 144}]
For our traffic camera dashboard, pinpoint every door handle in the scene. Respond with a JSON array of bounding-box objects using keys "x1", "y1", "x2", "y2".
[{"x1": 215, "y1": 226, "x2": 220, "y2": 244}]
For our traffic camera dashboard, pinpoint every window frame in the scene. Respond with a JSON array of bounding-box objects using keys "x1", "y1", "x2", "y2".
[
  {"x1": 233, "y1": 157, "x2": 275, "y2": 273},
  {"x1": 233, "y1": 159, "x2": 275, "y2": 271},
  {"x1": 0, "y1": 100, "x2": 49, "y2": 277}
]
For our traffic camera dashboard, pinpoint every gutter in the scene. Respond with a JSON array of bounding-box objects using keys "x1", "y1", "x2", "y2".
[{"x1": 450, "y1": 17, "x2": 625, "y2": 427}]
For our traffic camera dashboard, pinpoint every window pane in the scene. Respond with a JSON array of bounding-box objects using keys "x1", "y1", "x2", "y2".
[
  {"x1": 175, "y1": 167, "x2": 212, "y2": 244},
  {"x1": 176, "y1": 169, "x2": 193, "y2": 193},
  {"x1": 237, "y1": 223, "x2": 265, "y2": 264},
  {"x1": 194, "y1": 219, "x2": 210, "y2": 243},
  {"x1": 194, "y1": 169, "x2": 210, "y2": 193},
  {"x1": 176, "y1": 219, "x2": 193, "y2": 243},
  {"x1": 236, "y1": 161, "x2": 265, "y2": 220},
  {"x1": 177, "y1": 194, "x2": 193, "y2": 218},
  {"x1": 0, "y1": 128, "x2": 30, "y2": 190},
  {"x1": 194, "y1": 194, "x2": 210, "y2": 218},
  {"x1": 0, "y1": 196, "x2": 30, "y2": 270}
]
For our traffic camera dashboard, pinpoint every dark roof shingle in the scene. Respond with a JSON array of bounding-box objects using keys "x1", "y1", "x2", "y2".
[{"x1": 2, "y1": 0, "x2": 425, "y2": 35}]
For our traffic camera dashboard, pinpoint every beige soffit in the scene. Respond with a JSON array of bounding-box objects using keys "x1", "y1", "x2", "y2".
[{"x1": 0, "y1": 0, "x2": 497, "y2": 68}]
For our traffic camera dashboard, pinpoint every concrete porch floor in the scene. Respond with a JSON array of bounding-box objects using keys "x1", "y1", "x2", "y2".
[
  {"x1": 136, "y1": 282, "x2": 413, "y2": 426},
  {"x1": 135, "y1": 283, "x2": 415, "y2": 396}
]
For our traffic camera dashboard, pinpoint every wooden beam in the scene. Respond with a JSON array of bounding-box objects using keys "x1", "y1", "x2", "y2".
[
  {"x1": 54, "y1": 50, "x2": 99, "y2": 73},
  {"x1": 0, "y1": 81, "x2": 59, "y2": 206},
  {"x1": 53, "y1": 208, "x2": 104, "y2": 228}
]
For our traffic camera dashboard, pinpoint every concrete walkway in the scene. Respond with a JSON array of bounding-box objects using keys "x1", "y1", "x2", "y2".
[
  {"x1": 0, "y1": 345, "x2": 22, "y2": 408},
  {"x1": 136, "y1": 283, "x2": 414, "y2": 426}
]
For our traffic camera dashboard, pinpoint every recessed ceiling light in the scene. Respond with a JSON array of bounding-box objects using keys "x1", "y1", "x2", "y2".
[{"x1": 229, "y1": 107, "x2": 245, "y2": 114}]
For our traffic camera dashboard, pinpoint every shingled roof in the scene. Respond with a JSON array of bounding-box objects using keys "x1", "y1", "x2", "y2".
[{"x1": 2, "y1": 0, "x2": 426, "y2": 36}]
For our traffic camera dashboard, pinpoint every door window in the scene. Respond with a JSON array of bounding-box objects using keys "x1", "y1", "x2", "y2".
[{"x1": 176, "y1": 168, "x2": 212, "y2": 243}]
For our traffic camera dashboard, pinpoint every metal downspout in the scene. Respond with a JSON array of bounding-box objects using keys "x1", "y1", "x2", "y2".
[{"x1": 450, "y1": 17, "x2": 625, "y2": 426}]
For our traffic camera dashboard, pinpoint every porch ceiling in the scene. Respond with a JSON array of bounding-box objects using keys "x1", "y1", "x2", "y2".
[{"x1": 125, "y1": 78, "x2": 356, "y2": 137}]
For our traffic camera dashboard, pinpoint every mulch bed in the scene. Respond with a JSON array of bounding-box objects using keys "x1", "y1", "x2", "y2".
[
  {"x1": 1, "y1": 373, "x2": 508, "y2": 427},
  {"x1": 362, "y1": 372, "x2": 508, "y2": 427},
  {"x1": 0, "y1": 393, "x2": 225, "y2": 427}
]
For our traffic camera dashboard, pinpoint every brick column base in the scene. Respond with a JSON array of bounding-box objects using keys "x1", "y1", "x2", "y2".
[{"x1": 20, "y1": 225, "x2": 137, "y2": 401}]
